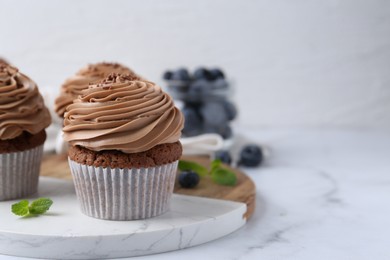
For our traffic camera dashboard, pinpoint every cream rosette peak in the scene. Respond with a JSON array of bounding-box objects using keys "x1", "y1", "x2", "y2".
[
  {"x1": 0, "y1": 64, "x2": 51, "y2": 140},
  {"x1": 63, "y1": 74, "x2": 184, "y2": 154},
  {"x1": 55, "y1": 62, "x2": 137, "y2": 117}
]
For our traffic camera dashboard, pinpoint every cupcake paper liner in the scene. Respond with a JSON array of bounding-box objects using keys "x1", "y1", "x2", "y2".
[
  {"x1": 68, "y1": 159, "x2": 178, "y2": 220},
  {"x1": 0, "y1": 145, "x2": 43, "y2": 201}
]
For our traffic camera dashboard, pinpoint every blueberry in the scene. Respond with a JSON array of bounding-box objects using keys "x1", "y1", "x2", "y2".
[
  {"x1": 215, "y1": 150, "x2": 232, "y2": 165},
  {"x1": 222, "y1": 100, "x2": 237, "y2": 121},
  {"x1": 194, "y1": 67, "x2": 213, "y2": 81},
  {"x1": 168, "y1": 80, "x2": 190, "y2": 93},
  {"x1": 163, "y1": 71, "x2": 173, "y2": 80},
  {"x1": 178, "y1": 170, "x2": 200, "y2": 188},
  {"x1": 187, "y1": 79, "x2": 212, "y2": 101},
  {"x1": 200, "y1": 101, "x2": 228, "y2": 126},
  {"x1": 183, "y1": 100, "x2": 202, "y2": 108},
  {"x1": 171, "y1": 68, "x2": 191, "y2": 81},
  {"x1": 212, "y1": 78, "x2": 229, "y2": 89},
  {"x1": 220, "y1": 125, "x2": 233, "y2": 139},
  {"x1": 209, "y1": 68, "x2": 225, "y2": 80},
  {"x1": 182, "y1": 105, "x2": 203, "y2": 137},
  {"x1": 239, "y1": 145, "x2": 263, "y2": 167},
  {"x1": 202, "y1": 124, "x2": 232, "y2": 139},
  {"x1": 202, "y1": 124, "x2": 218, "y2": 135}
]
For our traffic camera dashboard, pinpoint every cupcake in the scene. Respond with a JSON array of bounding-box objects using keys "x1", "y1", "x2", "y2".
[
  {"x1": 63, "y1": 74, "x2": 184, "y2": 220},
  {"x1": 54, "y1": 62, "x2": 136, "y2": 118},
  {"x1": 0, "y1": 58, "x2": 9, "y2": 65},
  {"x1": 0, "y1": 64, "x2": 51, "y2": 201}
]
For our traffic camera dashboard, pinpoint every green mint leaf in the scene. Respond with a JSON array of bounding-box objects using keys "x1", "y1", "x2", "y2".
[
  {"x1": 29, "y1": 198, "x2": 53, "y2": 215},
  {"x1": 210, "y1": 159, "x2": 222, "y2": 172},
  {"x1": 211, "y1": 168, "x2": 237, "y2": 186},
  {"x1": 178, "y1": 160, "x2": 208, "y2": 177},
  {"x1": 11, "y1": 200, "x2": 30, "y2": 217}
]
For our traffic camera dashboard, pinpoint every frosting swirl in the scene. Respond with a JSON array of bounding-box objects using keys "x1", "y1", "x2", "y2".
[
  {"x1": 55, "y1": 62, "x2": 137, "y2": 117},
  {"x1": 0, "y1": 58, "x2": 9, "y2": 65},
  {"x1": 0, "y1": 65, "x2": 51, "y2": 140},
  {"x1": 63, "y1": 74, "x2": 184, "y2": 154}
]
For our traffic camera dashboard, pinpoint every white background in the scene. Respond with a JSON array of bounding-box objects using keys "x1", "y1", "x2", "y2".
[{"x1": 1, "y1": 0, "x2": 390, "y2": 129}]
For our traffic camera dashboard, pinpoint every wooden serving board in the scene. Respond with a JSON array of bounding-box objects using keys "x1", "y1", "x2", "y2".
[{"x1": 41, "y1": 154, "x2": 256, "y2": 219}]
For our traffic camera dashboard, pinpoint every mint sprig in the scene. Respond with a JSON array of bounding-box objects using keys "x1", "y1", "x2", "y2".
[
  {"x1": 11, "y1": 198, "x2": 53, "y2": 217},
  {"x1": 211, "y1": 168, "x2": 237, "y2": 186},
  {"x1": 179, "y1": 160, "x2": 208, "y2": 177},
  {"x1": 210, "y1": 159, "x2": 222, "y2": 172},
  {"x1": 178, "y1": 159, "x2": 237, "y2": 186},
  {"x1": 11, "y1": 200, "x2": 29, "y2": 216}
]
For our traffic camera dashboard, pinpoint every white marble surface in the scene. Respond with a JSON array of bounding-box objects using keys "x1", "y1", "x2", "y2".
[
  {"x1": 0, "y1": 178, "x2": 246, "y2": 259},
  {"x1": 1, "y1": 128, "x2": 390, "y2": 260}
]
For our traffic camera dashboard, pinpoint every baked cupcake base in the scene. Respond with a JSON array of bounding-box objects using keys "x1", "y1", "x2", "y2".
[
  {"x1": 68, "y1": 143, "x2": 182, "y2": 220},
  {"x1": 69, "y1": 159, "x2": 178, "y2": 220},
  {"x1": 68, "y1": 142, "x2": 182, "y2": 168},
  {"x1": 0, "y1": 131, "x2": 46, "y2": 201}
]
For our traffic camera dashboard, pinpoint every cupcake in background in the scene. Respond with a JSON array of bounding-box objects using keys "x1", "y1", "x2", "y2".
[
  {"x1": 54, "y1": 62, "x2": 137, "y2": 118},
  {"x1": 63, "y1": 74, "x2": 184, "y2": 220},
  {"x1": 0, "y1": 57, "x2": 9, "y2": 65},
  {"x1": 0, "y1": 64, "x2": 51, "y2": 201}
]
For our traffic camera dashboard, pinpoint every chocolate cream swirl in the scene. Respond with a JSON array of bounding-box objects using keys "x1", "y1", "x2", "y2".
[
  {"x1": 55, "y1": 62, "x2": 136, "y2": 117},
  {"x1": 0, "y1": 65, "x2": 51, "y2": 140},
  {"x1": 63, "y1": 74, "x2": 184, "y2": 154}
]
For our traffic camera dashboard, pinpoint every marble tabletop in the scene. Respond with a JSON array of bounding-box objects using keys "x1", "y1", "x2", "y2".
[{"x1": 1, "y1": 127, "x2": 389, "y2": 260}]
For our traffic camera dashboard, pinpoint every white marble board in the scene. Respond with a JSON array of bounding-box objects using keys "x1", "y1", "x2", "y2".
[{"x1": 0, "y1": 177, "x2": 246, "y2": 259}]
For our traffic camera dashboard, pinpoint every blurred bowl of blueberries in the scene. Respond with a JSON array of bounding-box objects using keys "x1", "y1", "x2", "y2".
[{"x1": 163, "y1": 67, "x2": 237, "y2": 140}]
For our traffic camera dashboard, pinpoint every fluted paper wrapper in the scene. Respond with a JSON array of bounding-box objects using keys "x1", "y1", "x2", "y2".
[
  {"x1": 0, "y1": 145, "x2": 43, "y2": 201},
  {"x1": 69, "y1": 159, "x2": 178, "y2": 220}
]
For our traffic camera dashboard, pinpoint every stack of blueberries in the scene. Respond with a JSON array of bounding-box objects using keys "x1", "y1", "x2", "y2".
[
  {"x1": 164, "y1": 67, "x2": 263, "y2": 171},
  {"x1": 163, "y1": 67, "x2": 237, "y2": 139}
]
